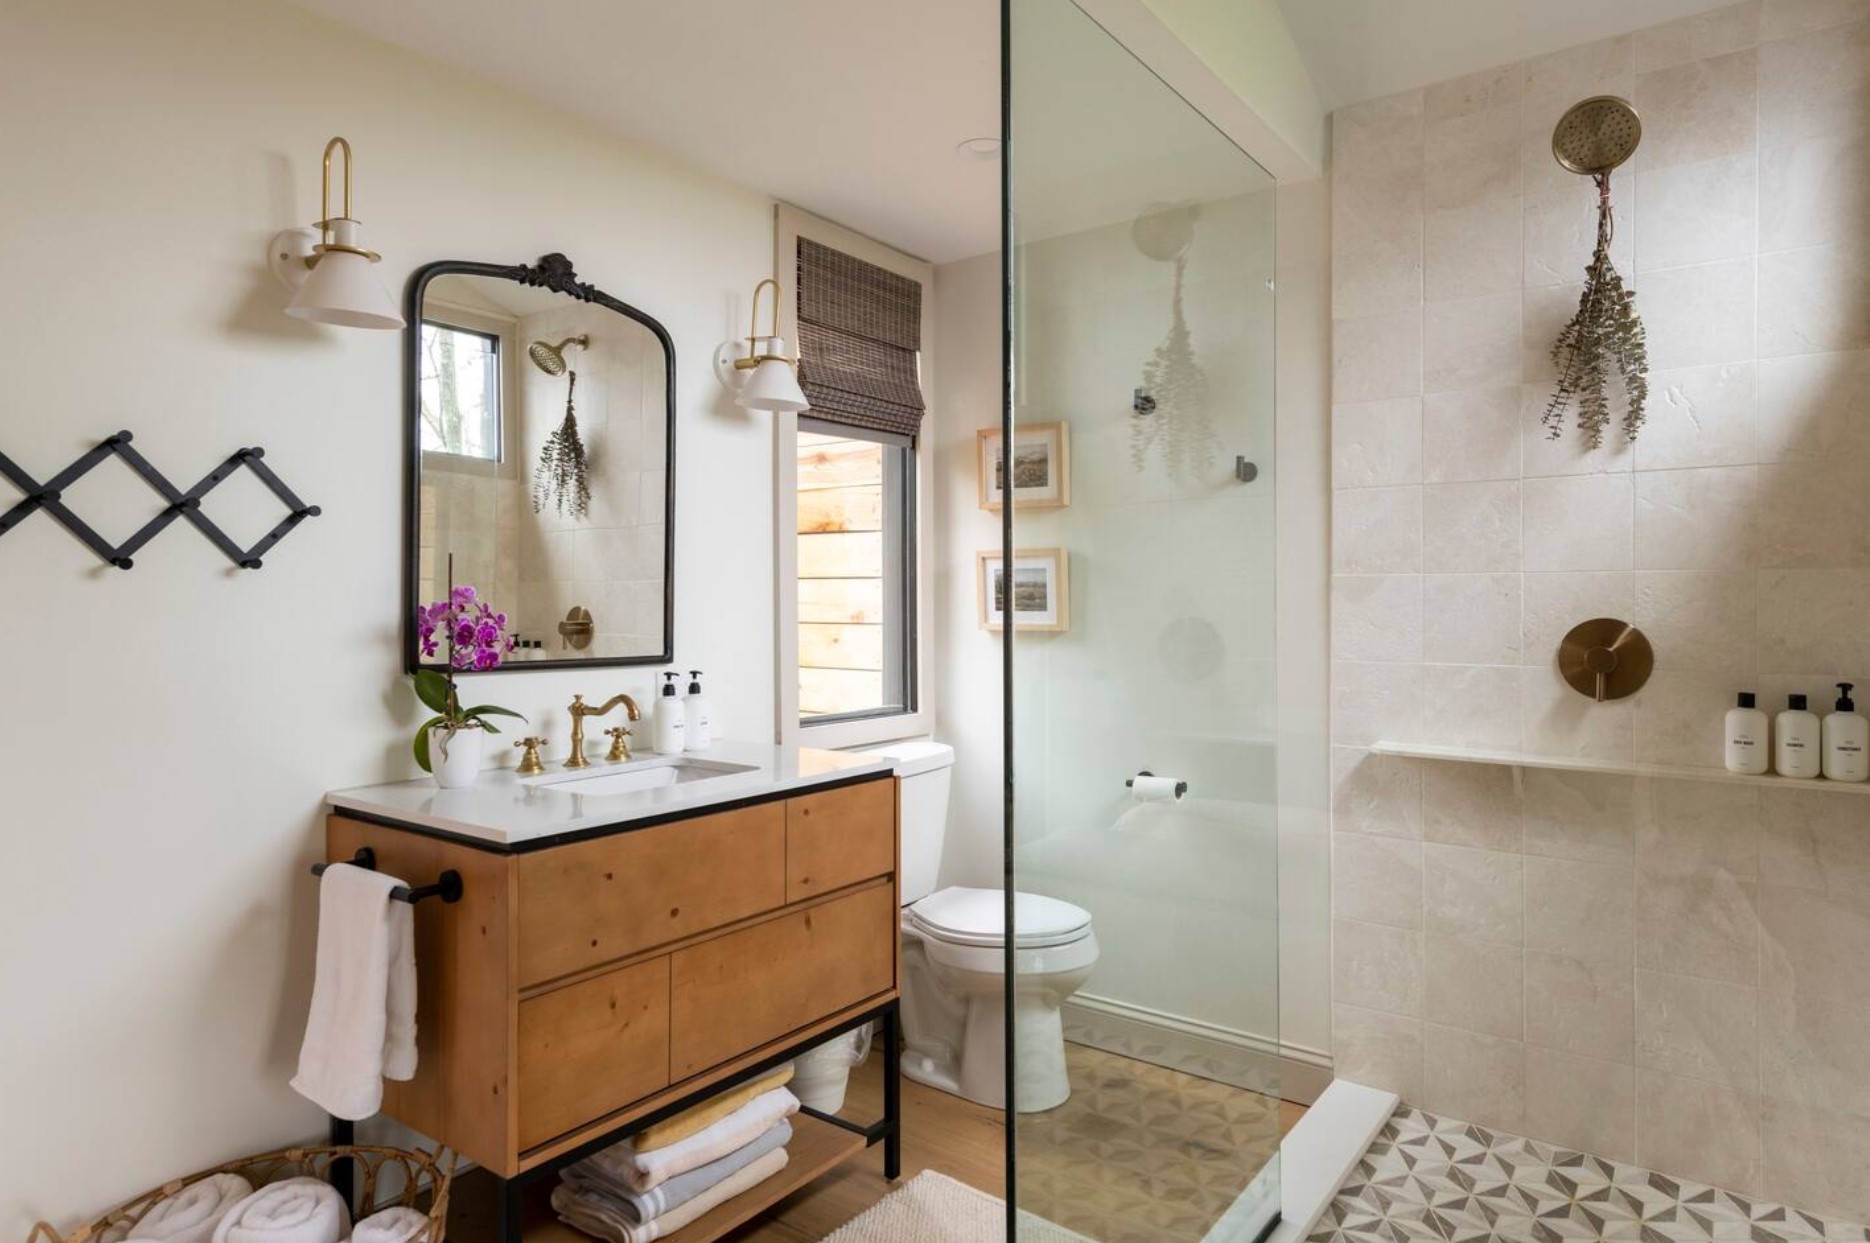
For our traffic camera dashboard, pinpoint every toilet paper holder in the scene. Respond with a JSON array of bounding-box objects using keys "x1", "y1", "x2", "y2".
[{"x1": 1126, "y1": 770, "x2": 1188, "y2": 798}]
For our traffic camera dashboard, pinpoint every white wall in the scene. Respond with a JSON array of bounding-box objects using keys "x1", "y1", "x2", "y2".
[
  {"x1": 1327, "y1": 6, "x2": 1870, "y2": 1217},
  {"x1": 0, "y1": 0, "x2": 778, "y2": 1228},
  {"x1": 931, "y1": 251, "x2": 1007, "y2": 894}
]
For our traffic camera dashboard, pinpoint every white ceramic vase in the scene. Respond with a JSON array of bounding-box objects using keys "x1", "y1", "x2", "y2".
[{"x1": 430, "y1": 724, "x2": 485, "y2": 789}]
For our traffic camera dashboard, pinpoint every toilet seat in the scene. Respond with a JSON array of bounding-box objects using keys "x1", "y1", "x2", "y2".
[{"x1": 908, "y1": 886, "x2": 1092, "y2": 949}]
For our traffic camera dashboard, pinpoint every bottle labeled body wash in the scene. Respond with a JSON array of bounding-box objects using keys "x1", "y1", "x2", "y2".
[
  {"x1": 1824, "y1": 682, "x2": 1868, "y2": 782},
  {"x1": 1777, "y1": 694, "x2": 1822, "y2": 779},
  {"x1": 1725, "y1": 692, "x2": 1770, "y2": 775},
  {"x1": 684, "y1": 670, "x2": 713, "y2": 750},
  {"x1": 653, "y1": 672, "x2": 686, "y2": 753}
]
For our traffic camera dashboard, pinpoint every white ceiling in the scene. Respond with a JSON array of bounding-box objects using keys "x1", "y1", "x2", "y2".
[
  {"x1": 1275, "y1": 0, "x2": 1751, "y2": 110},
  {"x1": 285, "y1": 0, "x2": 1001, "y2": 263}
]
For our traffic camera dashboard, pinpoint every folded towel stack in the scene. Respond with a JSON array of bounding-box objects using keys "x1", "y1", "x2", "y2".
[{"x1": 552, "y1": 1068, "x2": 801, "y2": 1243}]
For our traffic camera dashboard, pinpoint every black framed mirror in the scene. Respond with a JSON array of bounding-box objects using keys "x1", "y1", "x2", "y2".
[{"x1": 404, "y1": 254, "x2": 676, "y2": 673}]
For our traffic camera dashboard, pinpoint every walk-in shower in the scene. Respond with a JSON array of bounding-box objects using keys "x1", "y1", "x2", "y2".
[{"x1": 1005, "y1": 2, "x2": 1283, "y2": 1239}]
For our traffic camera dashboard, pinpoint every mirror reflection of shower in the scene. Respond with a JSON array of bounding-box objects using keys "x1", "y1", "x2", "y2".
[{"x1": 1130, "y1": 201, "x2": 1214, "y2": 480}]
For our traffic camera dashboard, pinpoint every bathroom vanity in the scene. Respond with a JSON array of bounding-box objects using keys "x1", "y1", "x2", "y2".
[{"x1": 322, "y1": 742, "x2": 902, "y2": 1243}]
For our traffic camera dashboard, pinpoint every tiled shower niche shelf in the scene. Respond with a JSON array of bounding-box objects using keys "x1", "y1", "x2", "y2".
[{"x1": 1368, "y1": 741, "x2": 1870, "y2": 795}]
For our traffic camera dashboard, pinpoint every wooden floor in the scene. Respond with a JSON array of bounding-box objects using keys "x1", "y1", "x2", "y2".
[{"x1": 721, "y1": 1056, "x2": 1305, "y2": 1242}]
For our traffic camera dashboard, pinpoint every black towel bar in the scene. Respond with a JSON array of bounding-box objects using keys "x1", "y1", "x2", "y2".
[{"x1": 309, "y1": 847, "x2": 464, "y2": 904}]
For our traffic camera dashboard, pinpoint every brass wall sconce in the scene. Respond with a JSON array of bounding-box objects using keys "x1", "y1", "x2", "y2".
[
  {"x1": 267, "y1": 136, "x2": 403, "y2": 330},
  {"x1": 712, "y1": 278, "x2": 809, "y2": 413}
]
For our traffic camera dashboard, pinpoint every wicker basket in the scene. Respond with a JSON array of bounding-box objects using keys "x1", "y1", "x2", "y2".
[{"x1": 28, "y1": 1145, "x2": 455, "y2": 1243}]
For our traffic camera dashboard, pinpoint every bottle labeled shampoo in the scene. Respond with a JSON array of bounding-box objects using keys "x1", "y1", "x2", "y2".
[
  {"x1": 653, "y1": 672, "x2": 686, "y2": 753},
  {"x1": 683, "y1": 670, "x2": 713, "y2": 750},
  {"x1": 1777, "y1": 694, "x2": 1822, "y2": 779},
  {"x1": 1725, "y1": 692, "x2": 1770, "y2": 775},
  {"x1": 1824, "y1": 682, "x2": 1868, "y2": 782}
]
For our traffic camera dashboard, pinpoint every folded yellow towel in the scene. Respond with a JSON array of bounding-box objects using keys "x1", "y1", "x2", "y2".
[{"x1": 630, "y1": 1066, "x2": 795, "y2": 1154}]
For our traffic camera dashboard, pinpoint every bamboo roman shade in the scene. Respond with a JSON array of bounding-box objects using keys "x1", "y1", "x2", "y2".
[{"x1": 795, "y1": 238, "x2": 927, "y2": 440}]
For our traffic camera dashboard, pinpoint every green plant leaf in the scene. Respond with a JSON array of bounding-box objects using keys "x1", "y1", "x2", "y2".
[
  {"x1": 413, "y1": 670, "x2": 453, "y2": 715},
  {"x1": 412, "y1": 715, "x2": 446, "y2": 773},
  {"x1": 463, "y1": 705, "x2": 526, "y2": 721}
]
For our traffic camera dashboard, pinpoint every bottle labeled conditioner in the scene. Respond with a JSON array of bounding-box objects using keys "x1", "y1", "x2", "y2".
[
  {"x1": 1824, "y1": 682, "x2": 1869, "y2": 782},
  {"x1": 1725, "y1": 691, "x2": 1770, "y2": 775}
]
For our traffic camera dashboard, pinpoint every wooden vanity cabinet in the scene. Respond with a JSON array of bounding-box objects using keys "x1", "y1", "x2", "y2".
[{"x1": 324, "y1": 772, "x2": 899, "y2": 1179}]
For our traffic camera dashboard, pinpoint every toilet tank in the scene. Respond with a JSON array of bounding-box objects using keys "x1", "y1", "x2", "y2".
[{"x1": 858, "y1": 740, "x2": 954, "y2": 904}]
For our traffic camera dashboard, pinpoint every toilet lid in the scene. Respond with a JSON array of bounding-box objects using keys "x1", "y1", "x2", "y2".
[{"x1": 909, "y1": 887, "x2": 1092, "y2": 949}]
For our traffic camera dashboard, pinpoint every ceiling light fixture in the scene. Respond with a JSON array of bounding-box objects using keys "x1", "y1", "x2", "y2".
[
  {"x1": 267, "y1": 136, "x2": 403, "y2": 330},
  {"x1": 712, "y1": 278, "x2": 809, "y2": 414}
]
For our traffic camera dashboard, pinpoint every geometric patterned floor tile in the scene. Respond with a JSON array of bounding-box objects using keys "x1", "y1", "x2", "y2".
[{"x1": 1307, "y1": 1108, "x2": 1870, "y2": 1243}]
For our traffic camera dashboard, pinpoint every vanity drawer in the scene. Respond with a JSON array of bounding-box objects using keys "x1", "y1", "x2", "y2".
[
  {"x1": 669, "y1": 883, "x2": 896, "y2": 1078},
  {"x1": 517, "y1": 803, "x2": 785, "y2": 986},
  {"x1": 785, "y1": 778, "x2": 897, "y2": 903},
  {"x1": 517, "y1": 956, "x2": 671, "y2": 1151}
]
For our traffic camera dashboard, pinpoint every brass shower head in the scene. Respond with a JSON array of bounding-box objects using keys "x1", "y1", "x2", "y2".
[
  {"x1": 527, "y1": 334, "x2": 588, "y2": 376},
  {"x1": 1552, "y1": 95, "x2": 1642, "y2": 177}
]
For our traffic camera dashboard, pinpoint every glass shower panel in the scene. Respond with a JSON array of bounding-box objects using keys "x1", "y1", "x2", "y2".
[{"x1": 1007, "y1": 1, "x2": 1282, "y2": 1240}]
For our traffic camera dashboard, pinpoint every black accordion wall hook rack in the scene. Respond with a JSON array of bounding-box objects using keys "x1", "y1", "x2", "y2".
[{"x1": 0, "y1": 431, "x2": 321, "y2": 571}]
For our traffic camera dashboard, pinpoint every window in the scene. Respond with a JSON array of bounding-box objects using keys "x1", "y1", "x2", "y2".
[
  {"x1": 777, "y1": 206, "x2": 934, "y2": 746},
  {"x1": 419, "y1": 321, "x2": 502, "y2": 460},
  {"x1": 796, "y1": 420, "x2": 915, "y2": 721}
]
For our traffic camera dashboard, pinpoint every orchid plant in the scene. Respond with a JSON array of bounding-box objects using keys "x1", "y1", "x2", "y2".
[{"x1": 412, "y1": 584, "x2": 525, "y2": 772}]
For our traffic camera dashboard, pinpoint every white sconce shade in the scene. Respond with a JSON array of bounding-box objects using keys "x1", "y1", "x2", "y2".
[
  {"x1": 738, "y1": 354, "x2": 810, "y2": 413},
  {"x1": 284, "y1": 218, "x2": 403, "y2": 329},
  {"x1": 713, "y1": 278, "x2": 809, "y2": 414},
  {"x1": 267, "y1": 137, "x2": 404, "y2": 331}
]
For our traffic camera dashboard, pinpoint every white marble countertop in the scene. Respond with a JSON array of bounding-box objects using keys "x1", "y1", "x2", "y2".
[{"x1": 325, "y1": 739, "x2": 893, "y2": 849}]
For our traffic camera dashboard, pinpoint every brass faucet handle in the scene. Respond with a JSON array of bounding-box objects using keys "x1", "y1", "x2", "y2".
[
  {"x1": 513, "y1": 737, "x2": 550, "y2": 776},
  {"x1": 603, "y1": 725, "x2": 633, "y2": 763}
]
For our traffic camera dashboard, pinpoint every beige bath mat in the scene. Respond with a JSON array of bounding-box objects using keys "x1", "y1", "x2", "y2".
[{"x1": 821, "y1": 1170, "x2": 1093, "y2": 1243}]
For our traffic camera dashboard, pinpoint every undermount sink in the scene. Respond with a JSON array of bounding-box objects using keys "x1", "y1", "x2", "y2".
[{"x1": 527, "y1": 757, "x2": 759, "y2": 798}]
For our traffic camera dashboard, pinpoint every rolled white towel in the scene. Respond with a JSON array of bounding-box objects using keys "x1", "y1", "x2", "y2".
[
  {"x1": 210, "y1": 1179, "x2": 350, "y2": 1243},
  {"x1": 351, "y1": 1207, "x2": 428, "y2": 1243},
  {"x1": 123, "y1": 1177, "x2": 254, "y2": 1243}
]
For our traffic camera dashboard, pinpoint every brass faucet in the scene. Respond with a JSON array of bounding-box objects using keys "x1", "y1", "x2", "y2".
[{"x1": 565, "y1": 693, "x2": 642, "y2": 768}]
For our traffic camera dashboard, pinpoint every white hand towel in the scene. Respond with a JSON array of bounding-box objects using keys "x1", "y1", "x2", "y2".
[
  {"x1": 124, "y1": 1174, "x2": 253, "y2": 1243},
  {"x1": 351, "y1": 1206, "x2": 429, "y2": 1243},
  {"x1": 564, "y1": 1119, "x2": 792, "y2": 1223},
  {"x1": 552, "y1": 1148, "x2": 789, "y2": 1243},
  {"x1": 210, "y1": 1179, "x2": 349, "y2": 1243},
  {"x1": 578, "y1": 1088, "x2": 798, "y2": 1194},
  {"x1": 290, "y1": 862, "x2": 418, "y2": 1120}
]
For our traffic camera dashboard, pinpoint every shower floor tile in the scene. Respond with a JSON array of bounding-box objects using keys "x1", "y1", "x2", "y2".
[
  {"x1": 1018, "y1": 1043, "x2": 1285, "y2": 1243},
  {"x1": 1307, "y1": 1107, "x2": 1870, "y2": 1243}
]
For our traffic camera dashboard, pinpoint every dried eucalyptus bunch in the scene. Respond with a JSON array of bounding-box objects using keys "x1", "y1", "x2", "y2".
[
  {"x1": 1544, "y1": 179, "x2": 1649, "y2": 447},
  {"x1": 1131, "y1": 254, "x2": 1214, "y2": 480},
  {"x1": 532, "y1": 370, "x2": 591, "y2": 519}
]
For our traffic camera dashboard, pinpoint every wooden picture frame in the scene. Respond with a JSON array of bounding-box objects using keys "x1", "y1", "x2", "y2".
[
  {"x1": 977, "y1": 548, "x2": 1069, "y2": 632},
  {"x1": 977, "y1": 421, "x2": 1070, "y2": 511}
]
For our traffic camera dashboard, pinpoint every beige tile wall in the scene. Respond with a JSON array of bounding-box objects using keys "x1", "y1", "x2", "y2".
[{"x1": 1328, "y1": 0, "x2": 1870, "y2": 1219}]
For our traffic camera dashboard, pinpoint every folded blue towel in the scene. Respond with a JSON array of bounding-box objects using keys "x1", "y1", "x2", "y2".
[{"x1": 564, "y1": 1119, "x2": 793, "y2": 1225}]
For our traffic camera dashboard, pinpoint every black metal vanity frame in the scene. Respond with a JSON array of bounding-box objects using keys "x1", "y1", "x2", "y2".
[
  {"x1": 327, "y1": 1001, "x2": 902, "y2": 1242},
  {"x1": 401, "y1": 252, "x2": 679, "y2": 674}
]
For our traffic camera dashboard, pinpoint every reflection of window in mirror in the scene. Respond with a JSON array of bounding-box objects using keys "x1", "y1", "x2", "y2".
[{"x1": 420, "y1": 321, "x2": 503, "y2": 461}]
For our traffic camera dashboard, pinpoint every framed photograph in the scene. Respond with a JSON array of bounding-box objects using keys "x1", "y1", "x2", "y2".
[
  {"x1": 977, "y1": 547, "x2": 1069, "y2": 632},
  {"x1": 978, "y1": 421, "x2": 1070, "y2": 510}
]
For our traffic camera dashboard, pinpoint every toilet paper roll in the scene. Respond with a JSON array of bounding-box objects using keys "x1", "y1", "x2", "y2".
[{"x1": 1128, "y1": 774, "x2": 1186, "y2": 804}]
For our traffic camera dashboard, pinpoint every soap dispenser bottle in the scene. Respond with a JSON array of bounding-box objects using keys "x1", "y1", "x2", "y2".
[
  {"x1": 1824, "y1": 682, "x2": 1868, "y2": 782},
  {"x1": 1725, "y1": 692, "x2": 1770, "y2": 775},
  {"x1": 1777, "y1": 694, "x2": 1823, "y2": 779},
  {"x1": 683, "y1": 671, "x2": 713, "y2": 750},
  {"x1": 653, "y1": 672, "x2": 686, "y2": 753}
]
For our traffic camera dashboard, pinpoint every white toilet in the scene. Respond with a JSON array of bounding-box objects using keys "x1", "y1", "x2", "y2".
[{"x1": 861, "y1": 741, "x2": 1098, "y2": 1113}]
